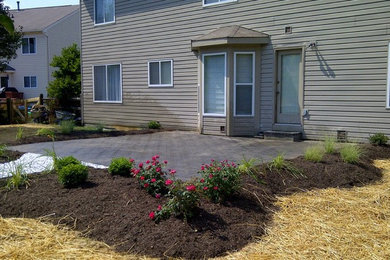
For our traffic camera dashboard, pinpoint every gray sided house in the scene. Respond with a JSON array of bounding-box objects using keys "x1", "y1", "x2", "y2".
[
  {"x1": 80, "y1": 0, "x2": 390, "y2": 142},
  {"x1": 0, "y1": 5, "x2": 80, "y2": 99}
]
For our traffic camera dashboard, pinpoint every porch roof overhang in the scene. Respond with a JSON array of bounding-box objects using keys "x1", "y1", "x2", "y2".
[
  {"x1": 191, "y1": 25, "x2": 269, "y2": 51},
  {"x1": 1, "y1": 65, "x2": 16, "y2": 73}
]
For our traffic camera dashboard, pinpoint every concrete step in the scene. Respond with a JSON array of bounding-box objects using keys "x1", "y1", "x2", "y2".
[{"x1": 263, "y1": 131, "x2": 302, "y2": 142}]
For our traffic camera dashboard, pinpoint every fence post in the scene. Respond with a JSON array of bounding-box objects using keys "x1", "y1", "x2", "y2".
[
  {"x1": 39, "y1": 94, "x2": 43, "y2": 105},
  {"x1": 24, "y1": 99, "x2": 28, "y2": 120},
  {"x1": 6, "y1": 98, "x2": 12, "y2": 123}
]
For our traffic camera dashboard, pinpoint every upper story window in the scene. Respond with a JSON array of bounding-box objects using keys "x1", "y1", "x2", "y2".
[
  {"x1": 148, "y1": 60, "x2": 173, "y2": 87},
  {"x1": 203, "y1": 0, "x2": 237, "y2": 7},
  {"x1": 93, "y1": 64, "x2": 122, "y2": 103},
  {"x1": 24, "y1": 76, "x2": 37, "y2": 88},
  {"x1": 22, "y1": 38, "x2": 36, "y2": 54},
  {"x1": 95, "y1": 0, "x2": 115, "y2": 25}
]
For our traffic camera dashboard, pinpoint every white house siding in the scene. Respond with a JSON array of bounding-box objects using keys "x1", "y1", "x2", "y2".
[
  {"x1": 46, "y1": 10, "x2": 81, "y2": 83},
  {"x1": 8, "y1": 33, "x2": 48, "y2": 99},
  {"x1": 81, "y1": 0, "x2": 390, "y2": 141}
]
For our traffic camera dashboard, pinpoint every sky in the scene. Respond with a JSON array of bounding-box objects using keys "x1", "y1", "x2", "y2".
[{"x1": 3, "y1": 0, "x2": 79, "y2": 9}]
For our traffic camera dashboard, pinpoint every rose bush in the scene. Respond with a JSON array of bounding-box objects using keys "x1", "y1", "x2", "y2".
[{"x1": 197, "y1": 160, "x2": 240, "y2": 203}]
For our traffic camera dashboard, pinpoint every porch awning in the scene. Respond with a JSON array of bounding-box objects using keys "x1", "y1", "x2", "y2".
[
  {"x1": 0, "y1": 64, "x2": 15, "y2": 73},
  {"x1": 191, "y1": 25, "x2": 269, "y2": 50}
]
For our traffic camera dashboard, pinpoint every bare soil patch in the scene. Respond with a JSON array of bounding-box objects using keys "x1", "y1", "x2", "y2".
[{"x1": 0, "y1": 145, "x2": 388, "y2": 259}]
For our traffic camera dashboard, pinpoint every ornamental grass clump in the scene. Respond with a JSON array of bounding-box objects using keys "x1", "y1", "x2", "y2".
[
  {"x1": 369, "y1": 133, "x2": 389, "y2": 146},
  {"x1": 58, "y1": 164, "x2": 88, "y2": 188},
  {"x1": 197, "y1": 160, "x2": 240, "y2": 203},
  {"x1": 238, "y1": 157, "x2": 265, "y2": 184},
  {"x1": 268, "y1": 154, "x2": 304, "y2": 178},
  {"x1": 132, "y1": 155, "x2": 173, "y2": 197},
  {"x1": 150, "y1": 181, "x2": 200, "y2": 223},
  {"x1": 108, "y1": 157, "x2": 133, "y2": 177},
  {"x1": 340, "y1": 144, "x2": 363, "y2": 164},
  {"x1": 324, "y1": 136, "x2": 337, "y2": 154},
  {"x1": 304, "y1": 146, "x2": 324, "y2": 163},
  {"x1": 36, "y1": 128, "x2": 55, "y2": 138},
  {"x1": 15, "y1": 127, "x2": 23, "y2": 141},
  {"x1": 59, "y1": 120, "x2": 75, "y2": 134},
  {"x1": 6, "y1": 163, "x2": 30, "y2": 190}
]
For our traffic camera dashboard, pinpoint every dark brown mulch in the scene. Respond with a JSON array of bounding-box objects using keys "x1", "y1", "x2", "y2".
[
  {"x1": 0, "y1": 150, "x2": 24, "y2": 163},
  {"x1": 0, "y1": 144, "x2": 389, "y2": 259},
  {"x1": 6, "y1": 129, "x2": 160, "y2": 146}
]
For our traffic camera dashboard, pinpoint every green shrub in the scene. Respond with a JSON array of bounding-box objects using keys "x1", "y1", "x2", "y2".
[
  {"x1": 108, "y1": 157, "x2": 133, "y2": 176},
  {"x1": 268, "y1": 154, "x2": 304, "y2": 178},
  {"x1": 151, "y1": 181, "x2": 200, "y2": 223},
  {"x1": 58, "y1": 164, "x2": 88, "y2": 188},
  {"x1": 59, "y1": 120, "x2": 75, "y2": 134},
  {"x1": 95, "y1": 123, "x2": 104, "y2": 133},
  {"x1": 36, "y1": 128, "x2": 55, "y2": 138},
  {"x1": 304, "y1": 146, "x2": 324, "y2": 162},
  {"x1": 148, "y1": 120, "x2": 161, "y2": 129},
  {"x1": 0, "y1": 144, "x2": 6, "y2": 157},
  {"x1": 15, "y1": 127, "x2": 23, "y2": 140},
  {"x1": 6, "y1": 164, "x2": 30, "y2": 190},
  {"x1": 369, "y1": 133, "x2": 389, "y2": 146},
  {"x1": 55, "y1": 156, "x2": 80, "y2": 172},
  {"x1": 340, "y1": 144, "x2": 362, "y2": 164},
  {"x1": 324, "y1": 136, "x2": 336, "y2": 154},
  {"x1": 197, "y1": 160, "x2": 240, "y2": 203}
]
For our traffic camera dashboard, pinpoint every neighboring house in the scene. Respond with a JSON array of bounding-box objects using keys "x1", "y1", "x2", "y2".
[
  {"x1": 0, "y1": 5, "x2": 80, "y2": 99},
  {"x1": 80, "y1": 0, "x2": 390, "y2": 141}
]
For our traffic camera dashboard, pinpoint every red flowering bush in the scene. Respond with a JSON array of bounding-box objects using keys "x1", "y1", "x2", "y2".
[
  {"x1": 150, "y1": 180, "x2": 200, "y2": 223},
  {"x1": 197, "y1": 160, "x2": 240, "y2": 203},
  {"x1": 131, "y1": 155, "x2": 175, "y2": 197}
]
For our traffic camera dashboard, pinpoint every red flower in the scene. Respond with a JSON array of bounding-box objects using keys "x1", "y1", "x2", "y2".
[
  {"x1": 186, "y1": 185, "x2": 196, "y2": 191},
  {"x1": 164, "y1": 160, "x2": 168, "y2": 164},
  {"x1": 147, "y1": 165, "x2": 151, "y2": 170},
  {"x1": 156, "y1": 167, "x2": 161, "y2": 173},
  {"x1": 151, "y1": 178, "x2": 156, "y2": 183},
  {"x1": 217, "y1": 167, "x2": 221, "y2": 171},
  {"x1": 140, "y1": 176, "x2": 145, "y2": 180},
  {"x1": 133, "y1": 169, "x2": 140, "y2": 176},
  {"x1": 200, "y1": 178, "x2": 205, "y2": 183},
  {"x1": 201, "y1": 166, "x2": 205, "y2": 171},
  {"x1": 209, "y1": 174, "x2": 213, "y2": 179},
  {"x1": 170, "y1": 169, "x2": 176, "y2": 175},
  {"x1": 138, "y1": 162, "x2": 143, "y2": 168},
  {"x1": 144, "y1": 183, "x2": 149, "y2": 188},
  {"x1": 213, "y1": 186, "x2": 218, "y2": 190},
  {"x1": 157, "y1": 205, "x2": 162, "y2": 211},
  {"x1": 152, "y1": 156, "x2": 156, "y2": 161},
  {"x1": 165, "y1": 179, "x2": 173, "y2": 186},
  {"x1": 211, "y1": 159, "x2": 215, "y2": 162},
  {"x1": 203, "y1": 187, "x2": 208, "y2": 191},
  {"x1": 156, "y1": 155, "x2": 160, "y2": 159},
  {"x1": 129, "y1": 158, "x2": 134, "y2": 163},
  {"x1": 155, "y1": 193, "x2": 161, "y2": 199},
  {"x1": 149, "y1": 211, "x2": 155, "y2": 220},
  {"x1": 146, "y1": 160, "x2": 150, "y2": 164},
  {"x1": 152, "y1": 162, "x2": 156, "y2": 166}
]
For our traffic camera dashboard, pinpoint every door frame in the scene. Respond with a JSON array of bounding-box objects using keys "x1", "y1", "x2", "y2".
[{"x1": 273, "y1": 46, "x2": 305, "y2": 132}]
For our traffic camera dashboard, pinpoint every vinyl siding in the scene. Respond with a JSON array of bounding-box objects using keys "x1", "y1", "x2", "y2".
[
  {"x1": 203, "y1": 117, "x2": 226, "y2": 135},
  {"x1": 81, "y1": 0, "x2": 390, "y2": 141}
]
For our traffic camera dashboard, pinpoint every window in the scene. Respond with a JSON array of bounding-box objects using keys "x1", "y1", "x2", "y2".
[
  {"x1": 148, "y1": 60, "x2": 173, "y2": 87},
  {"x1": 24, "y1": 76, "x2": 37, "y2": 88},
  {"x1": 387, "y1": 42, "x2": 390, "y2": 108},
  {"x1": 203, "y1": 0, "x2": 237, "y2": 6},
  {"x1": 22, "y1": 38, "x2": 36, "y2": 54},
  {"x1": 95, "y1": 0, "x2": 115, "y2": 25},
  {"x1": 93, "y1": 64, "x2": 122, "y2": 102},
  {"x1": 203, "y1": 53, "x2": 226, "y2": 116},
  {"x1": 234, "y1": 52, "x2": 255, "y2": 116}
]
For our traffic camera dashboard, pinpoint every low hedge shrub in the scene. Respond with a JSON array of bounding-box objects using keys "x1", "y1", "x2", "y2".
[
  {"x1": 108, "y1": 157, "x2": 133, "y2": 176},
  {"x1": 58, "y1": 164, "x2": 88, "y2": 188}
]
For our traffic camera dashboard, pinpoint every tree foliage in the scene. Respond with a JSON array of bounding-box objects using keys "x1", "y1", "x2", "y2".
[
  {"x1": 0, "y1": 0, "x2": 23, "y2": 72},
  {"x1": 47, "y1": 43, "x2": 81, "y2": 107}
]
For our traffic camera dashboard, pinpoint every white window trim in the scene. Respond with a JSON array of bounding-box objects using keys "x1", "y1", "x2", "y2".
[
  {"x1": 24, "y1": 76, "x2": 37, "y2": 88},
  {"x1": 203, "y1": 0, "x2": 237, "y2": 7},
  {"x1": 148, "y1": 59, "x2": 174, "y2": 87},
  {"x1": 234, "y1": 52, "x2": 255, "y2": 117},
  {"x1": 387, "y1": 42, "x2": 390, "y2": 109},
  {"x1": 202, "y1": 52, "x2": 227, "y2": 117},
  {"x1": 93, "y1": 0, "x2": 116, "y2": 26},
  {"x1": 92, "y1": 63, "x2": 123, "y2": 104},
  {"x1": 21, "y1": 37, "x2": 37, "y2": 55}
]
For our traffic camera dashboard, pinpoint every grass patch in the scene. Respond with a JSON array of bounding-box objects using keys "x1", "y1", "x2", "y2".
[
  {"x1": 59, "y1": 120, "x2": 75, "y2": 134},
  {"x1": 304, "y1": 146, "x2": 324, "y2": 162},
  {"x1": 15, "y1": 127, "x2": 24, "y2": 141},
  {"x1": 340, "y1": 144, "x2": 363, "y2": 164}
]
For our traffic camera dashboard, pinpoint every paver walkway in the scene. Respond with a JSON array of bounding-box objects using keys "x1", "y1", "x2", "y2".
[{"x1": 10, "y1": 131, "x2": 314, "y2": 179}]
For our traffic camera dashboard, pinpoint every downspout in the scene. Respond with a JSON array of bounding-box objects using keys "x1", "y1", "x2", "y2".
[
  {"x1": 79, "y1": 3, "x2": 84, "y2": 126},
  {"x1": 43, "y1": 30, "x2": 49, "y2": 98}
]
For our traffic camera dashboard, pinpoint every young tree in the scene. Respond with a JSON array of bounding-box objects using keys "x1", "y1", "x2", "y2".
[
  {"x1": 0, "y1": 0, "x2": 23, "y2": 72},
  {"x1": 47, "y1": 43, "x2": 81, "y2": 107}
]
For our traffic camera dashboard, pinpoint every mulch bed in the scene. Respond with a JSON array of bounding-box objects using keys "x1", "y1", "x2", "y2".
[
  {"x1": 0, "y1": 150, "x2": 24, "y2": 163},
  {"x1": 0, "y1": 144, "x2": 389, "y2": 259},
  {"x1": 5, "y1": 129, "x2": 160, "y2": 146}
]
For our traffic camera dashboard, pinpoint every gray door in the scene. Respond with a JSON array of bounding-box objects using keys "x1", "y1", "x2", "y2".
[{"x1": 276, "y1": 50, "x2": 302, "y2": 124}]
